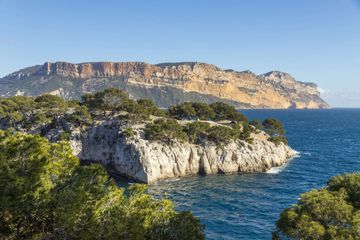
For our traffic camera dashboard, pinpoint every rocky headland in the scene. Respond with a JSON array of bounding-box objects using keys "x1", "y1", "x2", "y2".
[
  {"x1": 0, "y1": 89, "x2": 297, "y2": 183},
  {"x1": 68, "y1": 119, "x2": 296, "y2": 183}
]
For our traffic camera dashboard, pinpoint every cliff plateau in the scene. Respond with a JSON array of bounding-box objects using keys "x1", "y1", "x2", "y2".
[
  {"x1": 0, "y1": 61, "x2": 329, "y2": 109},
  {"x1": 56, "y1": 119, "x2": 296, "y2": 183}
]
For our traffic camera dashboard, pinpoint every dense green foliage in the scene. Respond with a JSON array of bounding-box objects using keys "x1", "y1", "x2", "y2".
[
  {"x1": 0, "y1": 89, "x2": 287, "y2": 147},
  {"x1": 145, "y1": 119, "x2": 254, "y2": 144},
  {"x1": 0, "y1": 88, "x2": 167, "y2": 133},
  {"x1": 274, "y1": 173, "x2": 360, "y2": 240},
  {"x1": 168, "y1": 101, "x2": 247, "y2": 123},
  {"x1": 249, "y1": 118, "x2": 288, "y2": 145},
  {"x1": 0, "y1": 95, "x2": 92, "y2": 130},
  {"x1": 0, "y1": 130, "x2": 204, "y2": 240},
  {"x1": 183, "y1": 121, "x2": 211, "y2": 143},
  {"x1": 144, "y1": 119, "x2": 188, "y2": 143},
  {"x1": 158, "y1": 101, "x2": 256, "y2": 144},
  {"x1": 82, "y1": 88, "x2": 165, "y2": 120},
  {"x1": 209, "y1": 102, "x2": 248, "y2": 122},
  {"x1": 206, "y1": 125, "x2": 237, "y2": 144},
  {"x1": 123, "y1": 127, "x2": 136, "y2": 139},
  {"x1": 262, "y1": 118, "x2": 287, "y2": 145},
  {"x1": 81, "y1": 88, "x2": 128, "y2": 112},
  {"x1": 169, "y1": 102, "x2": 215, "y2": 120}
]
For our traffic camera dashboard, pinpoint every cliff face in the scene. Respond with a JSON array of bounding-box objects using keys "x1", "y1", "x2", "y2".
[
  {"x1": 0, "y1": 61, "x2": 329, "y2": 109},
  {"x1": 64, "y1": 120, "x2": 296, "y2": 183}
]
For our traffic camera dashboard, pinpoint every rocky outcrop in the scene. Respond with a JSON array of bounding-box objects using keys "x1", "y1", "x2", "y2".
[
  {"x1": 67, "y1": 120, "x2": 296, "y2": 183},
  {"x1": 0, "y1": 61, "x2": 329, "y2": 109}
]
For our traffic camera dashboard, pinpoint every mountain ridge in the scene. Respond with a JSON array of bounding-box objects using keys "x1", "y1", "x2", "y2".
[{"x1": 0, "y1": 61, "x2": 329, "y2": 109}]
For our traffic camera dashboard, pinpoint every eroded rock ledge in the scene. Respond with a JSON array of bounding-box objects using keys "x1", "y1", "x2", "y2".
[{"x1": 66, "y1": 120, "x2": 296, "y2": 183}]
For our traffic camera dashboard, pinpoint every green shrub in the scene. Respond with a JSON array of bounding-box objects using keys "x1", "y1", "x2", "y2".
[
  {"x1": 249, "y1": 119, "x2": 262, "y2": 129},
  {"x1": 0, "y1": 95, "x2": 76, "y2": 129},
  {"x1": 66, "y1": 105, "x2": 93, "y2": 126},
  {"x1": 262, "y1": 118, "x2": 285, "y2": 135},
  {"x1": 136, "y1": 99, "x2": 166, "y2": 117},
  {"x1": 274, "y1": 173, "x2": 360, "y2": 240},
  {"x1": 168, "y1": 102, "x2": 197, "y2": 119},
  {"x1": 168, "y1": 101, "x2": 246, "y2": 122},
  {"x1": 58, "y1": 131, "x2": 72, "y2": 141},
  {"x1": 82, "y1": 89, "x2": 165, "y2": 120},
  {"x1": 82, "y1": 88, "x2": 129, "y2": 113},
  {"x1": 268, "y1": 136, "x2": 288, "y2": 145},
  {"x1": 262, "y1": 118, "x2": 287, "y2": 144},
  {"x1": 209, "y1": 102, "x2": 248, "y2": 122},
  {"x1": 206, "y1": 125, "x2": 237, "y2": 144},
  {"x1": 144, "y1": 119, "x2": 187, "y2": 143},
  {"x1": 0, "y1": 130, "x2": 205, "y2": 240},
  {"x1": 123, "y1": 127, "x2": 136, "y2": 139},
  {"x1": 191, "y1": 102, "x2": 215, "y2": 120},
  {"x1": 239, "y1": 122, "x2": 254, "y2": 143},
  {"x1": 184, "y1": 121, "x2": 211, "y2": 143}
]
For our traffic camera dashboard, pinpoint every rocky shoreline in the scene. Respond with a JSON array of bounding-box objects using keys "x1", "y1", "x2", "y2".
[{"x1": 66, "y1": 120, "x2": 296, "y2": 183}]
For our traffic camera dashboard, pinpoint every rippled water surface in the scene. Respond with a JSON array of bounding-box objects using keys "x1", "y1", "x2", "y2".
[{"x1": 147, "y1": 109, "x2": 360, "y2": 240}]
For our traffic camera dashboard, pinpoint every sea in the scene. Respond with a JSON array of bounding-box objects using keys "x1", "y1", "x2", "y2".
[{"x1": 147, "y1": 109, "x2": 360, "y2": 240}]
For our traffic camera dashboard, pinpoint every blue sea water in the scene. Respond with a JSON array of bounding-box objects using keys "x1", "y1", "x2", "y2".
[{"x1": 147, "y1": 109, "x2": 360, "y2": 240}]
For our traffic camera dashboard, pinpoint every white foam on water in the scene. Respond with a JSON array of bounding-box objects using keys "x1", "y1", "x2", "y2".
[
  {"x1": 266, "y1": 165, "x2": 287, "y2": 174},
  {"x1": 266, "y1": 150, "x2": 300, "y2": 174}
]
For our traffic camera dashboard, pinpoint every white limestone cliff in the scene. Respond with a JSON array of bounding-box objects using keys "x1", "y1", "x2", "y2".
[{"x1": 69, "y1": 121, "x2": 296, "y2": 183}]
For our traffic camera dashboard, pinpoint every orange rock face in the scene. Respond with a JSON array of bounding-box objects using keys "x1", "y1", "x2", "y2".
[{"x1": 2, "y1": 61, "x2": 329, "y2": 109}]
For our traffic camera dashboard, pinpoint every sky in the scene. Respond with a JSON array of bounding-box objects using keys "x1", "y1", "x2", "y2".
[{"x1": 0, "y1": 0, "x2": 359, "y2": 107}]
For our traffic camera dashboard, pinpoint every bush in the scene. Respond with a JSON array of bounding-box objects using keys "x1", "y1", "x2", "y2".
[
  {"x1": 136, "y1": 99, "x2": 166, "y2": 117},
  {"x1": 239, "y1": 122, "x2": 254, "y2": 143},
  {"x1": 144, "y1": 119, "x2": 188, "y2": 143},
  {"x1": 262, "y1": 118, "x2": 287, "y2": 145},
  {"x1": 262, "y1": 118, "x2": 285, "y2": 136},
  {"x1": 58, "y1": 131, "x2": 71, "y2": 141},
  {"x1": 0, "y1": 95, "x2": 71, "y2": 129},
  {"x1": 168, "y1": 102, "x2": 197, "y2": 120},
  {"x1": 123, "y1": 127, "x2": 136, "y2": 139},
  {"x1": 209, "y1": 102, "x2": 248, "y2": 122},
  {"x1": 120, "y1": 99, "x2": 165, "y2": 121},
  {"x1": 82, "y1": 88, "x2": 129, "y2": 113},
  {"x1": 168, "y1": 101, "x2": 247, "y2": 123},
  {"x1": 191, "y1": 102, "x2": 215, "y2": 120},
  {"x1": 274, "y1": 173, "x2": 360, "y2": 240},
  {"x1": 82, "y1": 89, "x2": 165, "y2": 120},
  {"x1": 249, "y1": 119, "x2": 262, "y2": 129},
  {"x1": 207, "y1": 125, "x2": 237, "y2": 144},
  {"x1": 0, "y1": 130, "x2": 204, "y2": 240},
  {"x1": 65, "y1": 105, "x2": 93, "y2": 126},
  {"x1": 269, "y1": 136, "x2": 288, "y2": 145},
  {"x1": 184, "y1": 121, "x2": 211, "y2": 143}
]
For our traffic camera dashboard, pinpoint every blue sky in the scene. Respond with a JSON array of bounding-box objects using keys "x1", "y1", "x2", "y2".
[{"x1": 0, "y1": 0, "x2": 359, "y2": 107}]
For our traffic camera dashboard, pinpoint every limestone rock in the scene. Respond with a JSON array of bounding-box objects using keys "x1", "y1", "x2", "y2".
[
  {"x1": 0, "y1": 61, "x2": 329, "y2": 109},
  {"x1": 73, "y1": 121, "x2": 296, "y2": 183}
]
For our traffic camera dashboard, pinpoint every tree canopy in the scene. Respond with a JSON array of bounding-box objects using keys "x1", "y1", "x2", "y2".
[
  {"x1": 0, "y1": 130, "x2": 204, "y2": 240},
  {"x1": 168, "y1": 101, "x2": 247, "y2": 123},
  {"x1": 82, "y1": 88, "x2": 165, "y2": 119},
  {"x1": 274, "y1": 173, "x2": 360, "y2": 240},
  {"x1": 0, "y1": 95, "x2": 91, "y2": 130},
  {"x1": 145, "y1": 119, "x2": 255, "y2": 144}
]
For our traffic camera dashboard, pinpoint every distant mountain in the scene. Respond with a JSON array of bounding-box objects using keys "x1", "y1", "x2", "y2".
[{"x1": 0, "y1": 61, "x2": 329, "y2": 109}]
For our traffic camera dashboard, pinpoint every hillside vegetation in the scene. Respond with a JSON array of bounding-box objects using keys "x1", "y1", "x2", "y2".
[
  {"x1": 0, "y1": 88, "x2": 288, "y2": 145},
  {"x1": 0, "y1": 130, "x2": 204, "y2": 239},
  {"x1": 274, "y1": 173, "x2": 360, "y2": 240}
]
